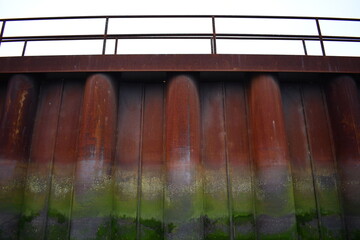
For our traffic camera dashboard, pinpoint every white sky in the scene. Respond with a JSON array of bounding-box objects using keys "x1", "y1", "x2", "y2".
[
  {"x1": 1, "y1": 0, "x2": 360, "y2": 18},
  {"x1": 0, "y1": 0, "x2": 360, "y2": 56}
]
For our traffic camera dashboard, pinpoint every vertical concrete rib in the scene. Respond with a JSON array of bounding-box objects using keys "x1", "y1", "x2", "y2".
[
  {"x1": 248, "y1": 74, "x2": 297, "y2": 239},
  {"x1": 45, "y1": 80, "x2": 84, "y2": 239},
  {"x1": 302, "y1": 82, "x2": 345, "y2": 239},
  {"x1": 70, "y1": 74, "x2": 117, "y2": 240},
  {"x1": 0, "y1": 75, "x2": 38, "y2": 240},
  {"x1": 0, "y1": 79, "x2": 7, "y2": 119},
  {"x1": 139, "y1": 83, "x2": 165, "y2": 239},
  {"x1": 164, "y1": 74, "x2": 203, "y2": 239},
  {"x1": 281, "y1": 83, "x2": 320, "y2": 239},
  {"x1": 225, "y1": 81, "x2": 256, "y2": 239},
  {"x1": 201, "y1": 82, "x2": 231, "y2": 239},
  {"x1": 113, "y1": 82, "x2": 143, "y2": 239},
  {"x1": 19, "y1": 79, "x2": 64, "y2": 240},
  {"x1": 325, "y1": 76, "x2": 360, "y2": 239}
]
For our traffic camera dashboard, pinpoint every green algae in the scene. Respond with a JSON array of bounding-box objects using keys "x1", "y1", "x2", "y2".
[
  {"x1": 204, "y1": 215, "x2": 230, "y2": 240},
  {"x1": 18, "y1": 212, "x2": 40, "y2": 240},
  {"x1": 85, "y1": 216, "x2": 166, "y2": 240},
  {"x1": 258, "y1": 224, "x2": 297, "y2": 240},
  {"x1": 233, "y1": 213, "x2": 253, "y2": 225}
]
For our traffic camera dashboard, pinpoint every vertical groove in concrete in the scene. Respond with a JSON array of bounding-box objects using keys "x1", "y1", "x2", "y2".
[
  {"x1": 0, "y1": 75, "x2": 38, "y2": 240},
  {"x1": 113, "y1": 82, "x2": 142, "y2": 239},
  {"x1": 139, "y1": 83, "x2": 165, "y2": 239},
  {"x1": 44, "y1": 80, "x2": 84, "y2": 240},
  {"x1": 70, "y1": 74, "x2": 117, "y2": 240},
  {"x1": 281, "y1": 82, "x2": 321, "y2": 239},
  {"x1": 325, "y1": 76, "x2": 360, "y2": 239},
  {"x1": 248, "y1": 74, "x2": 297, "y2": 239},
  {"x1": 19, "y1": 79, "x2": 64, "y2": 240},
  {"x1": 302, "y1": 82, "x2": 345, "y2": 239},
  {"x1": 0, "y1": 79, "x2": 8, "y2": 121},
  {"x1": 201, "y1": 82, "x2": 231, "y2": 239},
  {"x1": 165, "y1": 74, "x2": 203, "y2": 239}
]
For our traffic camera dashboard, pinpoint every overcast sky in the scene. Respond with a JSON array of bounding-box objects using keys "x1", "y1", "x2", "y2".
[
  {"x1": 1, "y1": 0, "x2": 360, "y2": 18},
  {"x1": 0, "y1": 0, "x2": 359, "y2": 56}
]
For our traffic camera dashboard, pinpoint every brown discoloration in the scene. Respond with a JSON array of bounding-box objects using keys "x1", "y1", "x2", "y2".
[
  {"x1": 0, "y1": 75, "x2": 38, "y2": 161},
  {"x1": 302, "y1": 82, "x2": 345, "y2": 238},
  {"x1": 282, "y1": 83, "x2": 311, "y2": 169},
  {"x1": 142, "y1": 83, "x2": 164, "y2": 166},
  {"x1": 165, "y1": 74, "x2": 203, "y2": 239},
  {"x1": 1, "y1": 55, "x2": 360, "y2": 73},
  {"x1": 113, "y1": 82, "x2": 142, "y2": 233},
  {"x1": 281, "y1": 82, "x2": 320, "y2": 238},
  {"x1": 248, "y1": 74, "x2": 297, "y2": 237},
  {"x1": 326, "y1": 76, "x2": 360, "y2": 165},
  {"x1": 325, "y1": 76, "x2": 360, "y2": 237},
  {"x1": 224, "y1": 81, "x2": 256, "y2": 238},
  {"x1": 0, "y1": 79, "x2": 7, "y2": 120},
  {"x1": 201, "y1": 82, "x2": 231, "y2": 238},
  {"x1": 52, "y1": 80, "x2": 84, "y2": 165},
  {"x1": 249, "y1": 74, "x2": 290, "y2": 168},
  {"x1": 201, "y1": 82, "x2": 227, "y2": 168},
  {"x1": 29, "y1": 80, "x2": 63, "y2": 164},
  {"x1": 45, "y1": 80, "x2": 84, "y2": 238},
  {"x1": 19, "y1": 79, "x2": 63, "y2": 239},
  {"x1": 139, "y1": 83, "x2": 165, "y2": 236},
  {"x1": 166, "y1": 74, "x2": 201, "y2": 166},
  {"x1": 225, "y1": 81, "x2": 252, "y2": 167},
  {"x1": 116, "y1": 82, "x2": 143, "y2": 169},
  {"x1": 71, "y1": 74, "x2": 117, "y2": 240},
  {"x1": 77, "y1": 74, "x2": 117, "y2": 164},
  {"x1": 0, "y1": 74, "x2": 38, "y2": 240}
]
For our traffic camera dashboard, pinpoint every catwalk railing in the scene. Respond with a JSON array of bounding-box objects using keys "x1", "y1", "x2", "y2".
[{"x1": 0, "y1": 15, "x2": 360, "y2": 56}]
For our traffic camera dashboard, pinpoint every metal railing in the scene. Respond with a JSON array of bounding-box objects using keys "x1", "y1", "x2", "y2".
[{"x1": 0, "y1": 15, "x2": 360, "y2": 56}]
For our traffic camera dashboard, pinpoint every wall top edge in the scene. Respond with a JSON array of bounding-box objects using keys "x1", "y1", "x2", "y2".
[{"x1": 0, "y1": 54, "x2": 359, "y2": 74}]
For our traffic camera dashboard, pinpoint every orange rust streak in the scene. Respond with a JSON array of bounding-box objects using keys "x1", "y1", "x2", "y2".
[
  {"x1": 166, "y1": 74, "x2": 201, "y2": 166},
  {"x1": 77, "y1": 74, "x2": 117, "y2": 163},
  {"x1": 0, "y1": 75, "x2": 38, "y2": 161},
  {"x1": 249, "y1": 74, "x2": 289, "y2": 167}
]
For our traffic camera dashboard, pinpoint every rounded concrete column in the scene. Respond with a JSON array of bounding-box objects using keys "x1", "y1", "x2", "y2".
[
  {"x1": 71, "y1": 74, "x2": 117, "y2": 240},
  {"x1": 248, "y1": 74, "x2": 297, "y2": 239},
  {"x1": 0, "y1": 75, "x2": 38, "y2": 239},
  {"x1": 165, "y1": 74, "x2": 203, "y2": 239},
  {"x1": 326, "y1": 75, "x2": 360, "y2": 238}
]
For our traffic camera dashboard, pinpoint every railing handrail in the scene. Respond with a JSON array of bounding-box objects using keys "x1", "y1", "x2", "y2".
[
  {"x1": 1, "y1": 15, "x2": 360, "y2": 21},
  {"x1": 1, "y1": 15, "x2": 360, "y2": 57}
]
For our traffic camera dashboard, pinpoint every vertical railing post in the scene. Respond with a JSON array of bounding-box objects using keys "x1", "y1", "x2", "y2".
[
  {"x1": 114, "y1": 38, "x2": 118, "y2": 55},
  {"x1": 212, "y1": 16, "x2": 217, "y2": 54},
  {"x1": 302, "y1": 39, "x2": 308, "y2": 56},
  {"x1": 102, "y1": 17, "x2": 109, "y2": 55},
  {"x1": 22, "y1": 41, "x2": 27, "y2": 56},
  {"x1": 0, "y1": 20, "x2": 6, "y2": 48},
  {"x1": 315, "y1": 18, "x2": 326, "y2": 56}
]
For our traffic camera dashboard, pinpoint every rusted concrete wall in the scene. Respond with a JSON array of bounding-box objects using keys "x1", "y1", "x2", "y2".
[{"x1": 0, "y1": 72, "x2": 359, "y2": 239}]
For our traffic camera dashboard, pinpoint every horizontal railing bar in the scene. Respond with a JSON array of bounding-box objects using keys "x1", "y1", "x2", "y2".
[
  {"x1": 1, "y1": 15, "x2": 360, "y2": 22},
  {"x1": 3, "y1": 33, "x2": 360, "y2": 42},
  {"x1": 2, "y1": 34, "x2": 360, "y2": 42}
]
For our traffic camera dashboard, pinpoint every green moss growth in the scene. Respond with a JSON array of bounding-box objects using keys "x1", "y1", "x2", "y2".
[
  {"x1": 350, "y1": 230, "x2": 360, "y2": 240},
  {"x1": 166, "y1": 222, "x2": 176, "y2": 234},
  {"x1": 48, "y1": 210, "x2": 68, "y2": 224},
  {"x1": 46, "y1": 225, "x2": 68, "y2": 240},
  {"x1": 257, "y1": 223, "x2": 297, "y2": 240},
  {"x1": 205, "y1": 230, "x2": 229, "y2": 240},
  {"x1": 204, "y1": 215, "x2": 230, "y2": 240},
  {"x1": 233, "y1": 214, "x2": 253, "y2": 225},
  {"x1": 45, "y1": 210, "x2": 70, "y2": 240},
  {"x1": 18, "y1": 212, "x2": 40, "y2": 240},
  {"x1": 296, "y1": 212, "x2": 317, "y2": 225}
]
